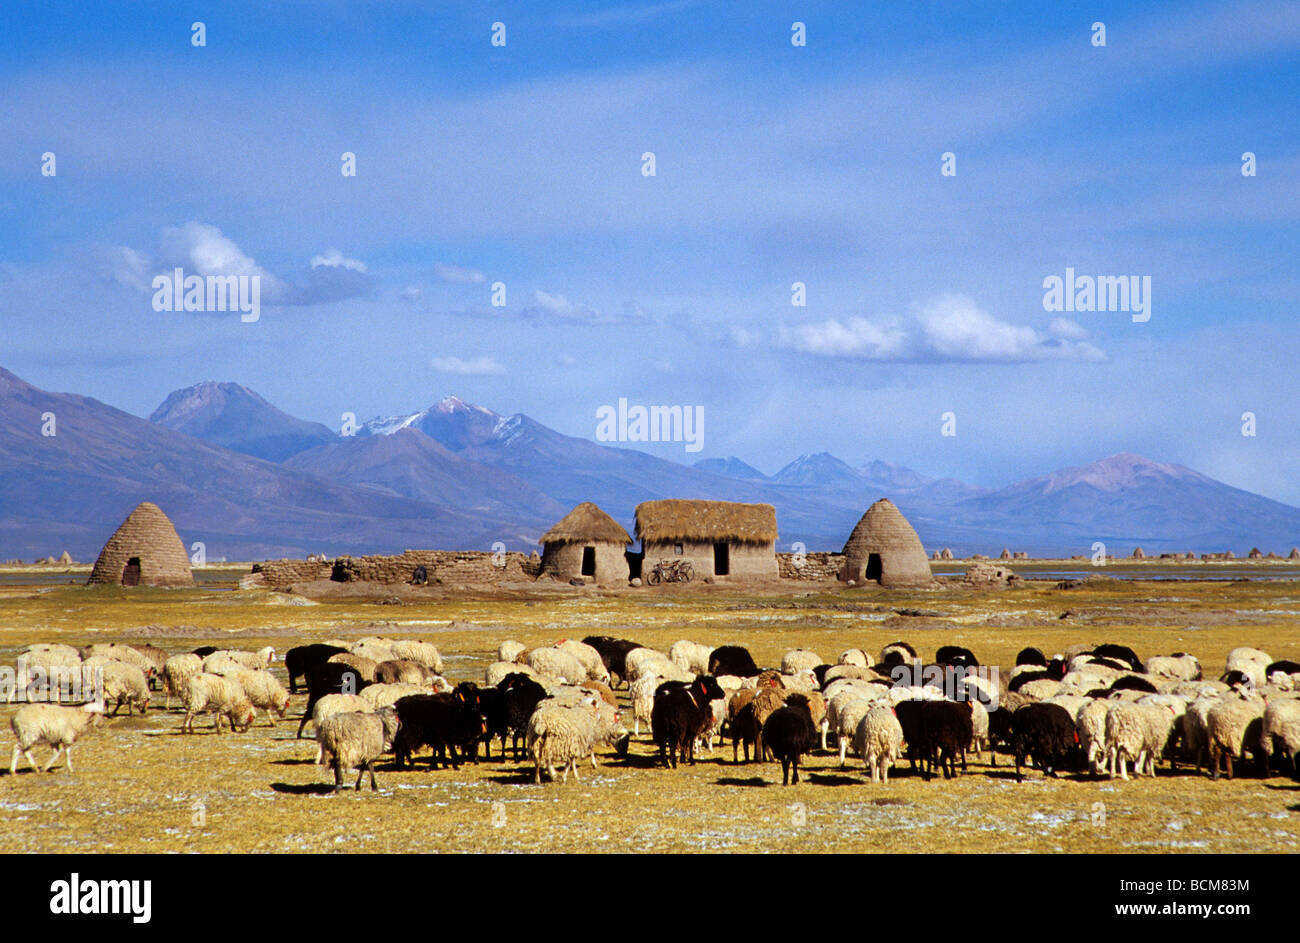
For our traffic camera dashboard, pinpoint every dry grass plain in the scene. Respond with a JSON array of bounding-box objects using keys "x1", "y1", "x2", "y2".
[{"x1": 2, "y1": 564, "x2": 1299, "y2": 854}]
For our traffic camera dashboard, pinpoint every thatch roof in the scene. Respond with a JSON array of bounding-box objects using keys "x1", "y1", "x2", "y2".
[
  {"x1": 635, "y1": 500, "x2": 778, "y2": 544},
  {"x1": 539, "y1": 502, "x2": 632, "y2": 546},
  {"x1": 840, "y1": 498, "x2": 933, "y2": 586},
  {"x1": 88, "y1": 502, "x2": 193, "y2": 587}
]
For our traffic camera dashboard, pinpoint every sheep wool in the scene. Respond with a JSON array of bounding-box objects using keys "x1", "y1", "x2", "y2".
[
  {"x1": 527, "y1": 647, "x2": 589, "y2": 685},
  {"x1": 497, "y1": 640, "x2": 526, "y2": 664},
  {"x1": 162, "y1": 654, "x2": 203, "y2": 709},
  {"x1": 217, "y1": 667, "x2": 290, "y2": 725},
  {"x1": 556, "y1": 639, "x2": 611, "y2": 683},
  {"x1": 317, "y1": 707, "x2": 401, "y2": 791},
  {"x1": 1206, "y1": 694, "x2": 1266, "y2": 780},
  {"x1": 484, "y1": 660, "x2": 539, "y2": 688},
  {"x1": 780, "y1": 649, "x2": 822, "y2": 675},
  {"x1": 1076, "y1": 698, "x2": 1110, "y2": 774},
  {"x1": 1144, "y1": 654, "x2": 1202, "y2": 682},
  {"x1": 358, "y1": 683, "x2": 429, "y2": 711},
  {"x1": 1260, "y1": 698, "x2": 1300, "y2": 767},
  {"x1": 181, "y1": 673, "x2": 256, "y2": 734},
  {"x1": 668, "y1": 640, "x2": 714, "y2": 675},
  {"x1": 854, "y1": 706, "x2": 904, "y2": 783},
  {"x1": 526, "y1": 695, "x2": 603, "y2": 783},
  {"x1": 99, "y1": 661, "x2": 151, "y2": 716},
  {"x1": 9, "y1": 703, "x2": 104, "y2": 774}
]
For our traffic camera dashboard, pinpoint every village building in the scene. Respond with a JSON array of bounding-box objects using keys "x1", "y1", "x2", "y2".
[
  {"x1": 538, "y1": 502, "x2": 632, "y2": 585},
  {"x1": 634, "y1": 499, "x2": 778, "y2": 580},
  {"x1": 87, "y1": 502, "x2": 193, "y2": 587},
  {"x1": 839, "y1": 498, "x2": 933, "y2": 587}
]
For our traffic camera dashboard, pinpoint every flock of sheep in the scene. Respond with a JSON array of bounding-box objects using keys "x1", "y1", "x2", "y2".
[{"x1": 4, "y1": 633, "x2": 1300, "y2": 792}]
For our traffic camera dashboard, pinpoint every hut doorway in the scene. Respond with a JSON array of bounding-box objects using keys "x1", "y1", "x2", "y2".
[
  {"x1": 580, "y1": 546, "x2": 596, "y2": 577},
  {"x1": 864, "y1": 553, "x2": 883, "y2": 583},
  {"x1": 713, "y1": 543, "x2": 730, "y2": 576},
  {"x1": 121, "y1": 557, "x2": 141, "y2": 586},
  {"x1": 626, "y1": 551, "x2": 643, "y2": 580}
]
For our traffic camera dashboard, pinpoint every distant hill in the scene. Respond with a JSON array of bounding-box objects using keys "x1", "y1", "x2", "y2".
[
  {"x1": 693, "y1": 457, "x2": 770, "y2": 481},
  {"x1": 150, "y1": 381, "x2": 334, "y2": 461}
]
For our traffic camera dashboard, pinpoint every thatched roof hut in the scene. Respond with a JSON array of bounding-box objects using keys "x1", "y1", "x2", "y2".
[
  {"x1": 839, "y1": 499, "x2": 933, "y2": 587},
  {"x1": 539, "y1": 502, "x2": 632, "y2": 585},
  {"x1": 1248, "y1": 547, "x2": 1263, "y2": 559},
  {"x1": 88, "y1": 502, "x2": 193, "y2": 587},
  {"x1": 634, "y1": 499, "x2": 778, "y2": 580}
]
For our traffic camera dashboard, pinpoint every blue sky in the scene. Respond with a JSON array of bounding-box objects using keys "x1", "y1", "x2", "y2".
[{"x1": 2, "y1": 1, "x2": 1298, "y2": 499}]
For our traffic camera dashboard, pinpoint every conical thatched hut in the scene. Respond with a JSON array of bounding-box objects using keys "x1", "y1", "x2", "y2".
[
  {"x1": 1248, "y1": 547, "x2": 1263, "y2": 559},
  {"x1": 634, "y1": 499, "x2": 778, "y2": 580},
  {"x1": 940, "y1": 548, "x2": 953, "y2": 560},
  {"x1": 838, "y1": 499, "x2": 932, "y2": 587},
  {"x1": 1132, "y1": 547, "x2": 1145, "y2": 559},
  {"x1": 539, "y1": 502, "x2": 632, "y2": 585},
  {"x1": 87, "y1": 502, "x2": 193, "y2": 587}
]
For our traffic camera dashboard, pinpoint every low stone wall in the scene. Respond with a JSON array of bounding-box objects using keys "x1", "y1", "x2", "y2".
[
  {"x1": 777, "y1": 551, "x2": 842, "y2": 580},
  {"x1": 255, "y1": 550, "x2": 542, "y2": 587}
]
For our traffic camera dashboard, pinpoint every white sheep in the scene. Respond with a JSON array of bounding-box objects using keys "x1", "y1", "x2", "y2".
[
  {"x1": 715, "y1": 674, "x2": 745, "y2": 693},
  {"x1": 669, "y1": 640, "x2": 713, "y2": 675},
  {"x1": 837, "y1": 649, "x2": 873, "y2": 669},
  {"x1": 9, "y1": 703, "x2": 104, "y2": 774},
  {"x1": 526, "y1": 695, "x2": 603, "y2": 783},
  {"x1": 555, "y1": 639, "x2": 611, "y2": 683},
  {"x1": 162, "y1": 653, "x2": 203, "y2": 709},
  {"x1": 205, "y1": 647, "x2": 275, "y2": 670},
  {"x1": 1076, "y1": 698, "x2": 1110, "y2": 774},
  {"x1": 180, "y1": 673, "x2": 256, "y2": 734},
  {"x1": 389, "y1": 640, "x2": 444, "y2": 674},
  {"x1": 1224, "y1": 647, "x2": 1272, "y2": 688},
  {"x1": 10, "y1": 649, "x2": 81, "y2": 703},
  {"x1": 81, "y1": 643, "x2": 158, "y2": 683},
  {"x1": 826, "y1": 692, "x2": 875, "y2": 764},
  {"x1": 213, "y1": 667, "x2": 290, "y2": 725},
  {"x1": 98, "y1": 661, "x2": 151, "y2": 716},
  {"x1": 497, "y1": 640, "x2": 526, "y2": 663},
  {"x1": 780, "y1": 649, "x2": 822, "y2": 675},
  {"x1": 1207, "y1": 693, "x2": 1266, "y2": 779},
  {"x1": 630, "y1": 674, "x2": 662, "y2": 737},
  {"x1": 351, "y1": 638, "x2": 398, "y2": 664},
  {"x1": 1180, "y1": 696, "x2": 1218, "y2": 771},
  {"x1": 358, "y1": 682, "x2": 430, "y2": 711},
  {"x1": 1260, "y1": 698, "x2": 1300, "y2": 771},
  {"x1": 854, "y1": 705, "x2": 904, "y2": 783},
  {"x1": 1144, "y1": 653, "x2": 1202, "y2": 682},
  {"x1": 1015, "y1": 678, "x2": 1065, "y2": 700},
  {"x1": 1105, "y1": 701, "x2": 1177, "y2": 779},
  {"x1": 623, "y1": 647, "x2": 678, "y2": 684},
  {"x1": 317, "y1": 707, "x2": 401, "y2": 791},
  {"x1": 484, "y1": 660, "x2": 539, "y2": 687},
  {"x1": 526, "y1": 647, "x2": 589, "y2": 684}
]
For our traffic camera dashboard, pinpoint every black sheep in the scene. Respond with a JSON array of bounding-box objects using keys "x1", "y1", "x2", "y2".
[
  {"x1": 1266, "y1": 660, "x2": 1300, "y2": 676},
  {"x1": 191, "y1": 646, "x2": 218, "y2": 658},
  {"x1": 1085, "y1": 656, "x2": 1131, "y2": 672},
  {"x1": 731, "y1": 700, "x2": 759, "y2": 763},
  {"x1": 392, "y1": 693, "x2": 486, "y2": 770},
  {"x1": 936, "y1": 645, "x2": 979, "y2": 668},
  {"x1": 475, "y1": 687, "x2": 510, "y2": 759},
  {"x1": 284, "y1": 644, "x2": 349, "y2": 694},
  {"x1": 653, "y1": 675, "x2": 726, "y2": 768},
  {"x1": 581, "y1": 636, "x2": 644, "y2": 686},
  {"x1": 1010, "y1": 702, "x2": 1078, "y2": 782},
  {"x1": 708, "y1": 646, "x2": 759, "y2": 678},
  {"x1": 894, "y1": 700, "x2": 972, "y2": 781},
  {"x1": 1091, "y1": 644, "x2": 1142, "y2": 672},
  {"x1": 499, "y1": 673, "x2": 548, "y2": 759},
  {"x1": 296, "y1": 663, "x2": 373, "y2": 738},
  {"x1": 762, "y1": 693, "x2": 818, "y2": 785},
  {"x1": 811, "y1": 664, "x2": 834, "y2": 689},
  {"x1": 1109, "y1": 675, "x2": 1159, "y2": 694},
  {"x1": 1015, "y1": 647, "x2": 1047, "y2": 667}
]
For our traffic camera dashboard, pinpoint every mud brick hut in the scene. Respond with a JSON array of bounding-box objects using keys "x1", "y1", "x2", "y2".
[
  {"x1": 839, "y1": 498, "x2": 933, "y2": 587},
  {"x1": 87, "y1": 502, "x2": 193, "y2": 587},
  {"x1": 538, "y1": 502, "x2": 632, "y2": 585},
  {"x1": 634, "y1": 499, "x2": 778, "y2": 580}
]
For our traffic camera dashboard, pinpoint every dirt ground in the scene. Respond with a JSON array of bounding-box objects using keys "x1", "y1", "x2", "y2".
[{"x1": 1, "y1": 566, "x2": 1298, "y2": 853}]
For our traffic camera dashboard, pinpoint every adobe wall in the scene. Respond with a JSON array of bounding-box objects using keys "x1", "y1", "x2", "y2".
[
  {"x1": 539, "y1": 542, "x2": 630, "y2": 585},
  {"x1": 776, "y1": 551, "x2": 841, "y2": 581},
  {"x1": 255, "y1": 550, "x2": 542, "y2": 588}
]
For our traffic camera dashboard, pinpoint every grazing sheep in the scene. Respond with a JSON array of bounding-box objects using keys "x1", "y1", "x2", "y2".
[
  {"x1": 1012, "y1": 678, "x2": 1063, "y2": 701},
  {"x1": 624, "y1": 648, "x2": 687, "y2": 685},
  {"x1": 581, "y1": 636, "x2": 645, "y2": 686},
  {"x1": 1179, "y1": 697, "x2": 1217, "y2": 772},
  {"x1": 526, "y1": 694, "x2": 603, "y2": 783},
  {"x1": 630, "y1": 674, "x2": 663, "y2": 737},
  {"x1": 780, "y1": 649, "x2": 822, "y2": 675},
  {"x1": 375, "y1": 659, "x2": 432, "y2": 685},
  {"x1": 554, "y1": 639, "x2": 611, "y2": 683},
  {"x1": 527, "y1": 647, "x2": 589, "y2": 684},
  {"x1": 762, "y1": 693, "x2": 819, "y2": 785},
  {"x1": 389, "y1": 640, "x2": 443, "y2": 674},
  {"x1": 317, "y1": 707, "x2": 401, "y2": 792},
  {"x1": 327, "y1": 653, "x2": 379, "y2": 682},
  {"x1": 854, "y1": 705, "x2": 904, "y2": 783},
  {"x1": 1260, "y1": 698, "x2": 1300, "y2": 773},
  {"x1": 485, "y1": 660, "x2": 539, "y2": 687},
  {"x1": 1092, "y1": 644, "x2": 1143, "y2": 672},
  {"x1": 1015, "y1": 647, "x2": 1047, "y2": 667},
  {"x1": 392, "y1": 693, "x2": 485, "y2": 770},
  {"x1": 906, "y1": 700, "x2": 974, "y2": 781},
  {"x1": 9, "y1": 703, "x2": 104, "y2": 774},
  {"x1": 1011, "y1": 702, "x2": 1077, "y2": 782},
  {"x1": 296, "y1": 663, "x2": 374, "y2": 738},
  {"x1": 1109, "y1": 675, "x2": 1160, "y2": 695},
  {"x1": 1145, "y1": 653, "x2": 1202, "y2": 682},
  {"x1": 358, "y1": 682, "x2": 428, "y2": 711},
  {"x1": 1224, "y1": 647, "x2": 1272, "y2": 689},
  {"x1": 215, "y1": 667, "x2": 290, "y2": 726},
  {"x1": 837, "y1": 649, "x2": 872, "y2": 669},
  {"x1": 827, "y1": 692, "x2": 875, "y2": 764},
  {"x1": 669, "y1": 640, "x2": 714, "y2": 675},
  {"x1": 822, "y1": 664, "x2": 876, "y2": 686},
  {"x1": 162, "y1": 654, "x2": 203, "y2": 709},
  {"x1": 1207, "y1": 694, "x2": 1267, "y2": 780},
  {"x1": 708, "y1": 645, "x2": 760, "y2": 678},
  {"x1": 498, "y1": 640, "x2": 527, "y2": 664},
  {"x1": 10, "y1": 648, "x2": 82, "y2": 703},
  {"x1": 81, "y1": 644, "x2": 160, "y2": 688},
  {"x1": 749, "y1": 686, "x2": 790, "y2": 762},
  {"x1": 500, "y1": 674, "x2": 549, "y2": 760},
  {"x1": 130, "y1": 645, "x2": 169, "y2": 689},
  {"x1": 1076, "y1": 698, "x2": 1111, "y2": 775},
  {"x1": 351, "y1": 639, "x2": 398, "y2": 665},
  {"x1": 935, "y1": 645, "x2": 979, "y2": 668},
  {"x1": 180, "y1": 673, "x2": 256, "y2": 734},
  {"x1": 285, "y1": 644, "x2": 349, "y2": 693},
  {"x1": 205, "y1": 647, "x2": 275, "y2": 671},
  {"x1": 653, "y1": 676, "x2": 727, "y2": 768},
  {"x1": 1105, "y1": 701, "x2": 1177, "y2": 780},
  {"x1": 99, "y1": 662, "x2": 151, "y2": 716}
]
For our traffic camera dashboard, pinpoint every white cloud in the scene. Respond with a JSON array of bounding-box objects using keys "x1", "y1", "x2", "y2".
[
  {"x1": 772, "y1": 295, "x2": 1105, "y2": 364},
  {"x1": 432, "y1": 356, "x2": 506, "y2": 375},
  {"x1": 522, "y1": 289, "x2": 611, "y2": 324},
  {"x1": 311, "y1": 248, "x2": 368, "y2": 273},
  {"x1": 399, "y1": 284, "x2": 424, "y2": 301},
  {"x1": 433, "y1": 262, "x2": 486, "y2": 284}
]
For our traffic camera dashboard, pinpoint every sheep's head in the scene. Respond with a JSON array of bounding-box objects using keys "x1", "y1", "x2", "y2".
[{"x1": 232, "y1": 699, "x2": 256, "y2": 731}]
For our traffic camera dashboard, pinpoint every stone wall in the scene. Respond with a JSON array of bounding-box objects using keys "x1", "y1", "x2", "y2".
[
  {"x1": 254, "y1": 550, "x2": 542, "y2": 588},
  {"x1": 776, "y1": 551, "x2": 842, "y2": 580}
]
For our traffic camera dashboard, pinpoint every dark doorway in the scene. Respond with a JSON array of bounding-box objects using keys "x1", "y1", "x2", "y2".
[
  {"x1": 626, "y1": 550, "x2": 643, "y2": 580},
  {"x1": 330, "y1": 560, "x2": 351, "y2": 582},
  {"x1": 713, "y1": 543, "x2": 730, "y2": 577},
  {"x1": 581, "y1": 546, "x2": 596, "y2": 577},
  {"x1": 121, "y1": 557, "x2": 141, "y2": 586},
  {"x1": 864, "y1": 553, "x2": 883, "y2": 583}
]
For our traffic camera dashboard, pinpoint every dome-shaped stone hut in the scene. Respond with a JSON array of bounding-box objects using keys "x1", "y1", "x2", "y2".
[
  {"x1": 839, "y1": 499, "x2": 933, "y2": 587},
  {"x1": 539, "y1": 502, "x2": 632, "y2": 585},
  {"x1": 940, "y1": 547, "x2": 953, "y2": 560},
  {"x1": 1132, "y1": 547, "x2": 1146, "y2": 559},
  {"x1": 88, "y1": 502, "x2": 193, "y2": 587}
]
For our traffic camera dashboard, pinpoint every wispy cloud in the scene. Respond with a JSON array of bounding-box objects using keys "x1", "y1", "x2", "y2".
[
  {"x1": 521, "y1": 290, "x2": 618, "y2": 324},
  {"x1": 433, "y1": 262, "x2": 486, "y2": 284},
  {"x1": 432, "y1": 356, "x2": 506, "y2": 375}
]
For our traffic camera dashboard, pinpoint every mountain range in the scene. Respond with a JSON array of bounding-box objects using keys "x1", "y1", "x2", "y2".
[{"x1": 3, "y1": 365, "x2": 1299, "y2": 561}]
